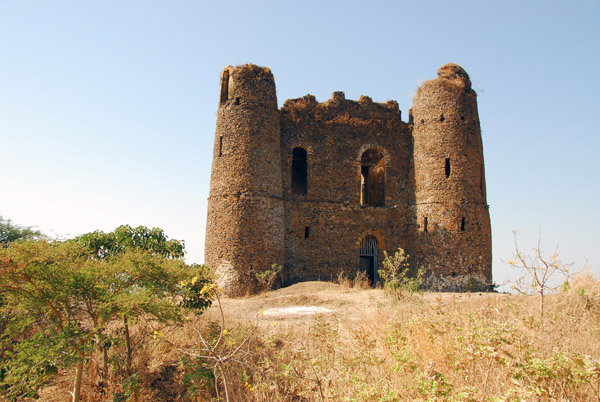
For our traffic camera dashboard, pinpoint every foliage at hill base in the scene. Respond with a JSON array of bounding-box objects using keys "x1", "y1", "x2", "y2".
[
  {"x1": 0, "y1": 226, "x2": 213, "y2": 402},
  {"x1": 8, "y1": 274, "x2": 598, "y2": 402}
]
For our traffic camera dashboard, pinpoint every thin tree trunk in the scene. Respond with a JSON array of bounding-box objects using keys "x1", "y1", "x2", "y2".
[
  {"x1": 73, "y1": 358, "x2": 84, "y2": 402},
  {"x1": 123, "y1": 315, "x2": 132, "y2": 376},
  {"x1": 102, "y1": 343, "x2": 109, "y2": 380}
]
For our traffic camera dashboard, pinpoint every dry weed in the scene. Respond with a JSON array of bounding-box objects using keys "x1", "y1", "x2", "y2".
[{"x1": 27, "y1": 275, "x2": 600, "y2": 401}]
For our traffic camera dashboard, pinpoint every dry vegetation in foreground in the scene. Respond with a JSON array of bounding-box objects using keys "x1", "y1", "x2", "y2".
[{"x1": 28, "y1": 274, "x2": 600, "y2": 401}]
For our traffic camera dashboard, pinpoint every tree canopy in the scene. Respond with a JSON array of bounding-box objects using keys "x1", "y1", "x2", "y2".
[
  {"x1": 74, "y1": 224, "x2": 185, "y2": 259},
  {"x1": 0, "y1": 216, "x2": 44, "y2": 245},
  {"x1": 0, "y1": 225, "x2": 212, "y2": 401}
]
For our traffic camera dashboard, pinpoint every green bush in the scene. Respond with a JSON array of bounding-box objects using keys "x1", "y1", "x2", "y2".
[{"x1": 379, "y1": 248, "x2": 423, "y2": 301}]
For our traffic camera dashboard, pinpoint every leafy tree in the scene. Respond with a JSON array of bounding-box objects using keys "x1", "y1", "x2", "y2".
[
  {"x1": 0, "y1": 227, "x2": 212, "y2": 401},
  {"x1": 72, "y1": 225, "x2": 208, "y2": 377},
  {"x1": 74, "y1": 224, "x2": 185, "y2": 260},
  {"x1": 0, "y1": 215, "x2": 44, "y2": 245},
  {"x1": 0, "y1": 240, "x2": 108, "y2": 400}
]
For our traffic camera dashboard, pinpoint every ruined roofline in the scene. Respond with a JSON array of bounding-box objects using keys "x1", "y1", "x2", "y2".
[
  {"x1": 225, "y1": 63, "x2": 273, "y2": 75},
  {"x1": 281, "y1": 91, "x2": 405, "y2": 123},
  {"x1": 282, "y1": 92, "x2": 401, "y2": 113},
  {"x1": 226, "y1": 62, "x2": 474, "y2": 120}
]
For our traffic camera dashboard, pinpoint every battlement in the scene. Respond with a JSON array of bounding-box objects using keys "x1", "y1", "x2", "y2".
[{"x1": 281, "y1": 91, "x2": 404, "y2": 126}]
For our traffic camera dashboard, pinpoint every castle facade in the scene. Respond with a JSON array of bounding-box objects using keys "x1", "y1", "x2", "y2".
[{"x1": 205, "y1": 63, "x2": 491, "y2": 295}]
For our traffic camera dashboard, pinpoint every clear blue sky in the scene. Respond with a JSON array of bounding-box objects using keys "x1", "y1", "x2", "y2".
[{"x1": 1, "y1": 0, "x2": 598, "y2": 287}]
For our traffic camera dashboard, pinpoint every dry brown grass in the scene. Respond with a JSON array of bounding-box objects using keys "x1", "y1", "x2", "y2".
[
  {"x1": 32, "y1": 275, "x2": 600, "y2": 401},
  {"x1": 336, "y1": 270, "x2": 374, "y2": 290}
]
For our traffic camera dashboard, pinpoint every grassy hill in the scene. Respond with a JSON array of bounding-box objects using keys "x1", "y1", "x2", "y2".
[{"x1": 32, "y1": 275, "x2": 600, "y2": 401}]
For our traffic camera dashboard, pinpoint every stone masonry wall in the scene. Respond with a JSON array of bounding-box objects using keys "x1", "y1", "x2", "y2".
[
  {"x1": 280, "y1": 93, "x2": 414, "y2": 284},
  {"x1": 205, "y1": 63, "x2": 492, "y2": 295},
  {"x1": 411, "y1": 63, "x2": 492, "y2": 282},
  {"x1": 205, "y1": 65, "x2": 284, "y2": 296}
]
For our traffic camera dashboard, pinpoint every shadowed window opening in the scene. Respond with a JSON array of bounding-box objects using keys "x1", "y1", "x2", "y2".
[
  {"x1": 421, "y1": 119, "x2": 425, "y2": 124},
  {"x1": 480, "y1": 163, "x2": 484, "y2": 194},
  {"x1": 292, "y1": 147, "x2": 308, "y2": 195},
  {"x1": 445, "y1": 158, "x2": 451, "y2": 178},
  {"x1": 360, "y1": 166, "x2": 369, "y2": 200},
  {"x1": 235, "y1": 97, "x2": 241, "y2": 105},
  {"x1": 451, "y1": 271, "x2": 457, "y2": 277},
  {"x1": 359, "y1": 235, "x2": 379, "y2": 287},
  {"x1": 423, "y1": 217, "x2": 428, "y2": 232},
  {"x1": 304, "y1": 226, "x2": 309, "y2": 239},
  {"x1": 360, "y1": 149, "x2": 385, "y2": 207},
  {"x1": 461, "y1": 217, "x2": 465, "y2": 231},
  {"x1": 440, "y1": 114, "x2": 445, "y2": 122},
  {"x1": 219, "y1": 70, "x2": 229, "y2": 105},
  {"x1": 461, "y1": 116, "x2": 465, "y2": 121},
  {"x1": 218, "y1": 136, "x2": 223, "y2": 157}
]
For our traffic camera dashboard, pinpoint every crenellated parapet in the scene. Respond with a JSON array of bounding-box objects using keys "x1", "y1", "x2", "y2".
[{"x1": 282, "y1": 91, "x2": 403, "y2": 125}]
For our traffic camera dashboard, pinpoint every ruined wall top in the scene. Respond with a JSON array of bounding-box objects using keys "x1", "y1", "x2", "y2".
[
  {"x1": 414, "y1": 62, "x2": 475, "y2": 98},
  {"x1": 220, "y1": 64, "x2": 277, "y2": 110},
  {"x1": 411, "y1": 62, "x2": 478, "y2": 121},
  {"x1": 437, "y1": 63, "x2": 472, "y2": 88},
  {"x1": 281, "y1": 91, "x2": 404, "y2": 126}
]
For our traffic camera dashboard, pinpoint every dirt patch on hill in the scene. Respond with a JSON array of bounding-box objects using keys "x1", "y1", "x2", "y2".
[{"x1": 211, "y1": 281, "x2": 503, "y2": 328}]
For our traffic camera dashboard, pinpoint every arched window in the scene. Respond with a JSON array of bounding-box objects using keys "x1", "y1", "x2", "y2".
[
  {"x1": 360, "y1": 149, "x2": 385, "y2": 207},
  {"x1": 292, "y1": 147, "x2": 307, "y2": 195}
]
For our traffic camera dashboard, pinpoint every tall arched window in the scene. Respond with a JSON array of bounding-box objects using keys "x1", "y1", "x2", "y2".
[
  {"x1": 360, "y1": 149, "x2": 385, "y2": 207},
  {"x1": 292, "y1": 147, "x2": 307, "y2": 195}
]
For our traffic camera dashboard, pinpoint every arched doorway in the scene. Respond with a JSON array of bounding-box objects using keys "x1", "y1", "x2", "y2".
[{"x1": 359, "y1": 235, "x2": 379, "y2": 286}]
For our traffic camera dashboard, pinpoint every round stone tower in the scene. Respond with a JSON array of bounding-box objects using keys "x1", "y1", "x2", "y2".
[
  {"x1": 205, "y1": 64, "x2": 284, "y2": 296},
  {"x1": 411, "y1": 63, "x2": 492, "y2": 285}
]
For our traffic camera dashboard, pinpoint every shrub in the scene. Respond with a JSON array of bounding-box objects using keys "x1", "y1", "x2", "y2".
[
  {"x1": 255, "y1": 264, "x2": 282, "y2": 292},
  {"x1": 509, "y1": 231, "x2": 576, "y2": 318},
  {"x1": 379, "y1": 248, "x2": 423, "y2": 300}
]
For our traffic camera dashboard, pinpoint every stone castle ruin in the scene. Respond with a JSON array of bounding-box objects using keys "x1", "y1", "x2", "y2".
[{"x1": 205, "y1": 63, "x2": 492, "y2": 296}]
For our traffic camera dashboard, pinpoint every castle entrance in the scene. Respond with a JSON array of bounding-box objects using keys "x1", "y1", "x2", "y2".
[{"x1": 359, "y1": 236, "x2": 379, "y2": 286}]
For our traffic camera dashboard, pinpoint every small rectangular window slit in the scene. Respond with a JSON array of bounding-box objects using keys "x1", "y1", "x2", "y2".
[
  {"x1": 218, "y1": 136, "x2": 223, "y2": 157},
  {"x1": 304, "y1": 226, "x2": 309, "y2": 239},
  {"x1": 460, "y1": 217, "x2": 465, "y2": 231},
  {"x1": 480, "y1": 163, "x2": 484, "y2": 194},
  {"x1": 445, "y1": 158, "x2": 451, "y2": 178},
  {"x1": 423, "y1": 217, "x2": 428, "y2": 232},
  {"x1": 219, "y1": 70, "x2": 229, "y2": 105}
]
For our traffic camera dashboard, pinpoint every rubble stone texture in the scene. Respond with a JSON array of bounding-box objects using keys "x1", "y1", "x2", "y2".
[{"x1": 205, "y1": 63, "x2": 492, "y2": 296}]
